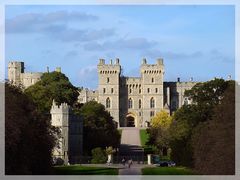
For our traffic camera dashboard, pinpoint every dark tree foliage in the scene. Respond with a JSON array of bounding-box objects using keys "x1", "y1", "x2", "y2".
[
  {"x1": 80, "y1": 101, "x2": 121, "y2": 155},
  {"x1": 168, "y1": 79, "x2": 235, "y2": 168},
  {"x1": 24, "y1": 71, "x2": 79, "y2": 114},
  {"x1": 5, "y1": 83, "x2": 56, "y2": 175},
  {"x1": 192, "y1": 83, "x2": 235, "y2": 174}
]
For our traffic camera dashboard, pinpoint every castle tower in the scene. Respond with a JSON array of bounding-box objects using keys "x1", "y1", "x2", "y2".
[
  {"x1": 97, "y1": 58, "x2": 121, "y2": 127},
  {"x1": 140, "y1": 58, "x2": 164, "y2": 126},
  {"x1": 8, "y1": 61, "x2": 24, "y2": 86},
  {"x1": 50, "y1": 100, "x2": 70, "y2": 164}
]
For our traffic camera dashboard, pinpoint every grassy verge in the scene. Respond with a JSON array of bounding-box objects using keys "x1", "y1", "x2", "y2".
[
  {"x1": 142, "y1": 166, "x2": 195, "y2": 175},
  {"x1": 53, "y1": 165, "x2": 118, "y2": 175},
  {"x1": 140, "y1": 129, "x2": 149, "y2": 146}
]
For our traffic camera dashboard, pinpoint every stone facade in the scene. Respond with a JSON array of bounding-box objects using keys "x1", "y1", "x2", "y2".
[
  {"x1": 8, "y1": 61, "x2": 43, "y2": 89},
  {"x1": 7, "y1": 59, "x2": 197, "y2": 129},
  {"x1": 50, "y1": 100, "x2": 83, "y2": 164},
  {"x1": 79, "y1": 58, "x2": 197, "y2": 128}
]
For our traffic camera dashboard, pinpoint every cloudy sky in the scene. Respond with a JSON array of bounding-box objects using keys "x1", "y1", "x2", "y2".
[{"x1": 5, "y1": 5, "x2": 235, "y2": 89}]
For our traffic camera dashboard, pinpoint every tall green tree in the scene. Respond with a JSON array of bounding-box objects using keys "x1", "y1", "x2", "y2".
[
  {"x1": 25, "y1": 71, "x2": 79, "y2": 114},
  {"x1": 192, "y1": 83, "x2": 235, "y2": 174},
  {"x1": 168, "y1": 78, "x2": 234, "y2": 168},
  {"x1": 5, "y1": 83, "x2": 56, "y2": 174},
  {"x1": 80, "y1": 101, "x2": 121, "y2": 155}
]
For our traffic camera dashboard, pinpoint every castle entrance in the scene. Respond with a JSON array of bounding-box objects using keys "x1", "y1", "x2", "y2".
[{"x1": 126, "y1": 116, "x2": 135, "y2": 127}]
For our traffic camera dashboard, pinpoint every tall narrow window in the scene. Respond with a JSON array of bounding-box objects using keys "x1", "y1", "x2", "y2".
[
  {"x1": 152, "y1": 78, "x2": 154, "y2": 83},
  {"x1": 103, "y1": 88, "x2": 106, "y2": 94},
  {"x1": 139, "y1": 89, "x2": 141, "y2": 94},
  {"x1": 106, "y1": 97, "x2": 110, "y2": 108},
  {"x1": 111, "y1": 88, "x2": 114, "y2": 94},
  {"x1": 107, "y1": 77, "x2": 110, "y2": 83},
  {"x1": 150, "y1": 111, "x2": 155, "y2": 117},
  {"x1": 150, "y1": 97, "x2": 155, "y2": 108},
  {"x1": 128, "y1": 98, "x2": 133, "y2": 109},
  {"x1": 155, "y1": 88, "x2": 158, "y2": 93},
  {"x1": 139, "y1": 99, "x2": 142, "y2": 109},
  {"x1": 147, "y1": 88, "x2": 150, "y2": 93}
]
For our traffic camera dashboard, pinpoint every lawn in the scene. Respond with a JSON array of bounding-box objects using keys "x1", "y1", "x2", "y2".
[
  {"x1": 53, "y1": 165, "x2": 118, "y2": 175},
  {"x1": 142, "y1": 166, "x2": 195, "y2": 175},
  {"x1": 140, "y1": 129, "x2": 149, "y2": 146}
]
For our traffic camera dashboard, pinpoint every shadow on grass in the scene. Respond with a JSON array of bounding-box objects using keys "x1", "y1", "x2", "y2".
[
  {"x1": 53, "y1": 165, "x2": 118, "y2": 175},
  {"x1": 142, "y1": 166, "x2": 195, "y2": 175}
]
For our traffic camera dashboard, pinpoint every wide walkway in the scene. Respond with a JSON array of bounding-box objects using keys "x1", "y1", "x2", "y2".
[{"x1": 120, "y1": 127, "x2": 141, "y2": 146}]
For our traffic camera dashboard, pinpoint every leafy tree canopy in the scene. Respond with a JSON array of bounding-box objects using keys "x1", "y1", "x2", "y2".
[
  {"x1": 150, "y1": 110, "x2": 172, "y2": 129},
  {"x1": 5, "y1": 83, "x2": 56, "y2": 175},
  {"x1": 25, "y1": 71, "x2": 79, "y2": 113},
  {"x1": 80, "y1": 101, "x2": 121, "y2": 155}
]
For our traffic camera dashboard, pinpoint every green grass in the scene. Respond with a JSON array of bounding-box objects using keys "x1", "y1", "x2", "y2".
[
  {"x1": 142, "y1": 166, "x2": 195, "y2": 175},
  {"x1": 53, "y1": 165, "x2": 118, "y2": 175},
  {"x1": 140, "y1": 129, "x2": 149, "y2": 146}
]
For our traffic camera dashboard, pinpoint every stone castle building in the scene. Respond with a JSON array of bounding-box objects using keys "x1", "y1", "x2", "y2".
[
  {"x1": 50, "y1": 100, "x2": 83, "y2": 164},
  {"x1": 8, "y1": 59, "x2": 197, "y2": 129},
  {"x1": 79, "y1": 58, "x2": 197, "y2": 128}
]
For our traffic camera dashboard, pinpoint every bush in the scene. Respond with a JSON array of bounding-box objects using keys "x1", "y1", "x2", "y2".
[{"x1": 91, "y1": 147, "x2": 107, "y2": 164}]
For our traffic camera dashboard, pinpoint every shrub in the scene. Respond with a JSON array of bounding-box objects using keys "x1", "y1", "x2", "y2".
[{"x1": 91, "y1": 147, "x2": 107, "y2": 164}]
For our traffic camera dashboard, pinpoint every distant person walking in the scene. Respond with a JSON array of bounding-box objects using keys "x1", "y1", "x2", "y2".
[
  {"x1": 121, "y1": 157, "x2": 126, "y2": 166},
  {"x1": 128, "y1": 158, "x2": 133, "y2": 168}
]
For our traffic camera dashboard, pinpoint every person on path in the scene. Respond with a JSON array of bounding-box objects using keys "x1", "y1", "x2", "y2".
[
  {"x1": 121, "y1": 157, "x2": 126, "y2": 166},
  {"x1": 128, "y1": 158, "x2": 133, "y2": 168}
]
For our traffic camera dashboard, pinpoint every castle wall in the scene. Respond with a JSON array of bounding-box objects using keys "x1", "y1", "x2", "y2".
[{"x1": 50, "y1": 100, "x2": 83, "y2": 164}]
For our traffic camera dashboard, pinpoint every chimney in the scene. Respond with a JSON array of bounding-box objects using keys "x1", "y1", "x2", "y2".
[
  {"x1": 177, "y1": 77, "x2": 180, "y2": 82},
  {"x1": 157, "y1": 58, "x2": 163, "y2": 65},
  {"x1": 115, "y1": 58, "x2": 119, "y2": 64},
  {"x1": 142, "y1": 58, "x2": 147, "y2": 64}
]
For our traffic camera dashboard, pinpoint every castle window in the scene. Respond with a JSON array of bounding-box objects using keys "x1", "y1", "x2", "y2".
[
  {"x1": 155, "y1": 88, "x2": 158, "y2": 93},
  {"x1": 111, "y1": 88, "x2": 114, "y2": 94},
  {"x1": 130, "y1": 89, "x2": 132, "y2": 94},
  {"x1": 139, "y1": 99, "x2": 142, "y2": 109},
  {"x1": 152, "y1": 78, "x2": 154, "y2": 83},
  {"x1": 103, "y1": 88, "x2": 106, "y2": 94},
  {"x1": 150, "y1": 111, "x2": 155, "y2": 117},
  {"x1": 139, "y1": 89, "x2": 141, "y2": 94},
  {"x1": 147, "y1": 88, "x2": 150, "y2": 93},
  {"x1": 128, "y1": 98, "x2": 133, "y2": 109},
  {"x1": 106, "y1": 97, "x2": 111, "y2": 108},
  {"x1": 150, "y1": 97, "x2": 155, "y2": 108},
  {"x1": 107, "y1": 77, "x2": 110, "y2": 83}
]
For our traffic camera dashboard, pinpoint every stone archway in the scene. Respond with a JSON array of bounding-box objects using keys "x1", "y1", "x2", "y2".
[
  {"x1": 126, "y1": 116, "x2": 135, "y2": 127},
  {"x1": 126, "y1": 113, "x2": 137, "y2": 127}
]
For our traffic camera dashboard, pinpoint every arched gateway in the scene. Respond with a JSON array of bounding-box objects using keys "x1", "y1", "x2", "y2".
[{"x1": 126, "y1": 113, "x2": 137, "y2": 127}]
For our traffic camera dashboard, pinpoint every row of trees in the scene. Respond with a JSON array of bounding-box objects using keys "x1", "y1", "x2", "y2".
[
  {"x1": 5, "y1": 71, "x2": 120, "y2": 174},
  {"x1": 147, "y1": 78, "x2": 235, "y2": 175}
]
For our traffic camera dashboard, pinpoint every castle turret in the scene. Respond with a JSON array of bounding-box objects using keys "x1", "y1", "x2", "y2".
[
  {"x1": 140, "y1": 58, "x2": 164, "y2": 126},
  {"x1": 50, "y1": 100, "x2": 70, "y2": 164},
  {"x1": 97, "y1": 58, "x2": 121, "y2": 127},
  {"x1": 8, "y1": 61, "x2": 24, "y2": 86}
]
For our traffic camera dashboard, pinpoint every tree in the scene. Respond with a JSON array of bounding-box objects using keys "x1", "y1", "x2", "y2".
[
  {"x1": 24, "y1": 71, "x2": 79, "y2": 114},
  {"x1": 80, "y1": 101, "x2": 121, "y2": 155},
  {"x1": 5, "y1": 83, "x2": 56, "y2": 175},
  {"x1": 91, "y1": 147, "x2": 107, "y2": 164},
  {"x1": 147, "y1": 110, "x2": 172, "y2": 156},
  {"x1": 150, "y1": 110, "x2": 172, "y2": 129},
  {"x1": 168, "y1": 79, "x2": 235, "y2": 168},
  {"x1": 192, "y1": 83, "x2": 235, "y2": 174}
]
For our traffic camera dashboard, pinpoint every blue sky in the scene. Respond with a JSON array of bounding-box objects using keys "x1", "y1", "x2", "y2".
[{"x1": 5, "y1": 5, "x2": 235, "y2": 89}]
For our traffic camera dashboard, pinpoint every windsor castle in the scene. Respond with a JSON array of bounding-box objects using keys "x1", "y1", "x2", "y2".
[{"x1": 8, "y1": 58, "x2": 196, "y2": 128}]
